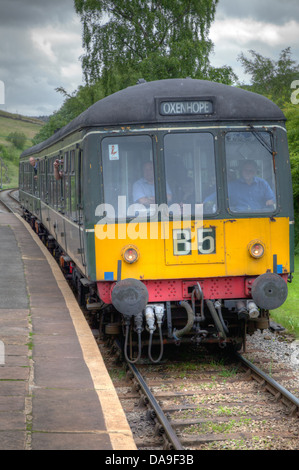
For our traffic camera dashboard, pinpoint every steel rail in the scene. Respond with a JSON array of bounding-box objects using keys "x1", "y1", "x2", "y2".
[
  {"x1": 0, "y1": 189, "x2": 13, "y2": 213},
  {"x1": 236, "y1": 352, "x2": 299, "y2": 412},
  {"x1": 127, "y1": 361, "x2": 184, "y2": 450},
  {"x1": 7, "y1": 188, "x2": 19, "y2": 203}
]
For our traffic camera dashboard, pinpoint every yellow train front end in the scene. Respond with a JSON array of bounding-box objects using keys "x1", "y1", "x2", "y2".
[
  {"x1": 94, "y1": 214, "x2": 291, "y2": 354},
  {"x1": 95, "y1": 217, "x2": 291, "y2": 282}
]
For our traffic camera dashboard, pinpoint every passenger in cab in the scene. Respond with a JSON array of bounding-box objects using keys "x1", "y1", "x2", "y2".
[
  {"x1": 228, "y1": 160, "x2": 275, "y2": 212},
  {"x1": 133, "y1": 161, "x2": 172, "y2": 207},
  {"x1": 204, "y1": 160, "x2": 275, "y2": 212}
]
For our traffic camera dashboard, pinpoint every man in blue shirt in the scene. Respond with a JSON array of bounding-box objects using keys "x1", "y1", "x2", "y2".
[
  {"x1": 133, "y1": 161, "x2": 155, "y2": 206},
  {"x1": 29, "y1": 157, "x2": 38, "y2": 180},
  {"x1": 228, "y1": 160, "x2": 275, "y2": 212},
  {"x1": 133, "y1": 161, "x2": 172, "y2": 207}
]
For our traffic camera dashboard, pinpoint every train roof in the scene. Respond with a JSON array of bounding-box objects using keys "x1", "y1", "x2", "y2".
[{"x1": 21, "y1": 78, "x2": 285, "y2": 158}]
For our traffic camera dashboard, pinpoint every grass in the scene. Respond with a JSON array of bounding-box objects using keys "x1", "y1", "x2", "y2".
[
  {"x1": 185, "y1": 417, "x2": 252, "y2": 435},
  {"x1": 0, "y1": 110, "x2": 43, "y2": 134},
  {"x1": 0, "y1": 158, "x2": 19, "y2": 188},
  {"x1": 0, "y1": 110, "x2": 43, "y2": 188},
  {"x1": 270, "y1": 254, "x2": 299, "y2": 338}
]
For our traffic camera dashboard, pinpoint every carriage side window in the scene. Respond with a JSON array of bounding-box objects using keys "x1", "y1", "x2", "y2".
[
  {"x1": 225, "y1": 132, "x2": 277, "y2": 213},
  {"x1": 48, "y1": 157, "x2": 56, "y2": 208},
  {"x1": 19, "y1": 163, "x2": 24, "y2": 190},
  {"x1": 70, "y1": 150, "x2": 77, "y2": 221},
  {"x1": 24, "y1": 162, "x2": 31, "y2": 193},
  {"x1": 39, "y1": 159, "x2": 46, "y2": 201},
  {"x1": 56, "y1": 155, "x2": 64, "y2": 212},
  {"x1": 164, "y1": 132, "x2": 217, "y2": 215},
  {"x1": 101, "y1": 135, "x2": 154, "y2": 218},
  {"x1": 63, "y1": 150, "x2": 77, "y2": 220},
  {"x1": 24, "y1": 163, "x2": 27, "y2": 191},
  {"x1": 64, "y1": 151, "x2": 71, "y2": 216}
]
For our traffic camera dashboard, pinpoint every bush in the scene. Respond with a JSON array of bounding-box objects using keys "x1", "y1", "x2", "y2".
[{"x1": 6, "y1": 131, "x2": 26, "y2": 149}]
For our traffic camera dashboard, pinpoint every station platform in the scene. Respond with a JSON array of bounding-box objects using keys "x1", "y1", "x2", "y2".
[{"x1": 0, "y1": 212, "x2": 136, "y2": 450}]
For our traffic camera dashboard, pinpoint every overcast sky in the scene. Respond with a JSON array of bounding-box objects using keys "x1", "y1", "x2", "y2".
[{"x1": 0, "y1": 0, "x2": 298, "y2": 116}]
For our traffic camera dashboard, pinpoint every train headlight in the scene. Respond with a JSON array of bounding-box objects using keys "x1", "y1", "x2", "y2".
[
  {"x1": 248, "y1": 240, "x2": 265, "y2": 259},
  {"x1": 122, "y1": 245, "x2": 139, "y2": 264}
]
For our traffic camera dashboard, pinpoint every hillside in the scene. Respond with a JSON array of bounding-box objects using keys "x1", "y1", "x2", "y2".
[{"x1": 0, "y1": 110, "x2": 44, "y2": 188}]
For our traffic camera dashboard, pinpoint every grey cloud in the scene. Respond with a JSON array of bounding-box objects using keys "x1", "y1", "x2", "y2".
[
  {"x1": 0, "y1": 0, "x2": 83, "y2": 115},
  {"x1": 216, "y1": 0, "x2": 299, "y2": 25},
  {"x1": 1, "y1": 0, "x2": 298, "y2": 115},
  {"x1": 0, "y1": 0, "x2": 76, "y2": 27}
]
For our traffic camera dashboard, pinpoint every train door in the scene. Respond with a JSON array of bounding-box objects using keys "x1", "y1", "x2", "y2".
[{"x1": 77, "y1": 148, "x2": 86, "y2": 271}]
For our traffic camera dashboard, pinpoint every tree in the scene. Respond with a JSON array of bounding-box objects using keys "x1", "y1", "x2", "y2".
[
  {"x1": 7, "y1": 131, "x2": 26, "y2": 150},
  {"x1": 283, "y1": 103, "x2": 299, "y2": 248},
  {"x1": 74, "y1": 0, "x2": 236, "y2": 94},
  {"x1": 33, "y1": 81, "x2": 105, "y2": 144},
  {"x1": 238, "y1": 48, "x2": 299, "y2": 248},
  {"x1": 238, "y1": 47, "x2": 299, "y2": 107}
]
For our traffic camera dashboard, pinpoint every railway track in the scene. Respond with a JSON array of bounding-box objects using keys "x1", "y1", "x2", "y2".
[
  {"x1": 0, "y1": 188, "x2": 21, "y2": 214},
  {"x1": 100, "y1": 340, "x2": 299, "y2": 450}
]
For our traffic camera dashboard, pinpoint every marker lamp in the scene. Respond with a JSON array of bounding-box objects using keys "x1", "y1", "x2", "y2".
[
  {"x1": 248, "y1": 241, "x2": 265, "y2": 259},
  {"x1": 122, "y1": 245, "x2": 139, "y2": 264}
]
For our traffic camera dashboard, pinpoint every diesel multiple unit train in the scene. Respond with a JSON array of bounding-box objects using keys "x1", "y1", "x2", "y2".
[{"x1": 19, "y1": 78, "x2": 294, "y2": 362}]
